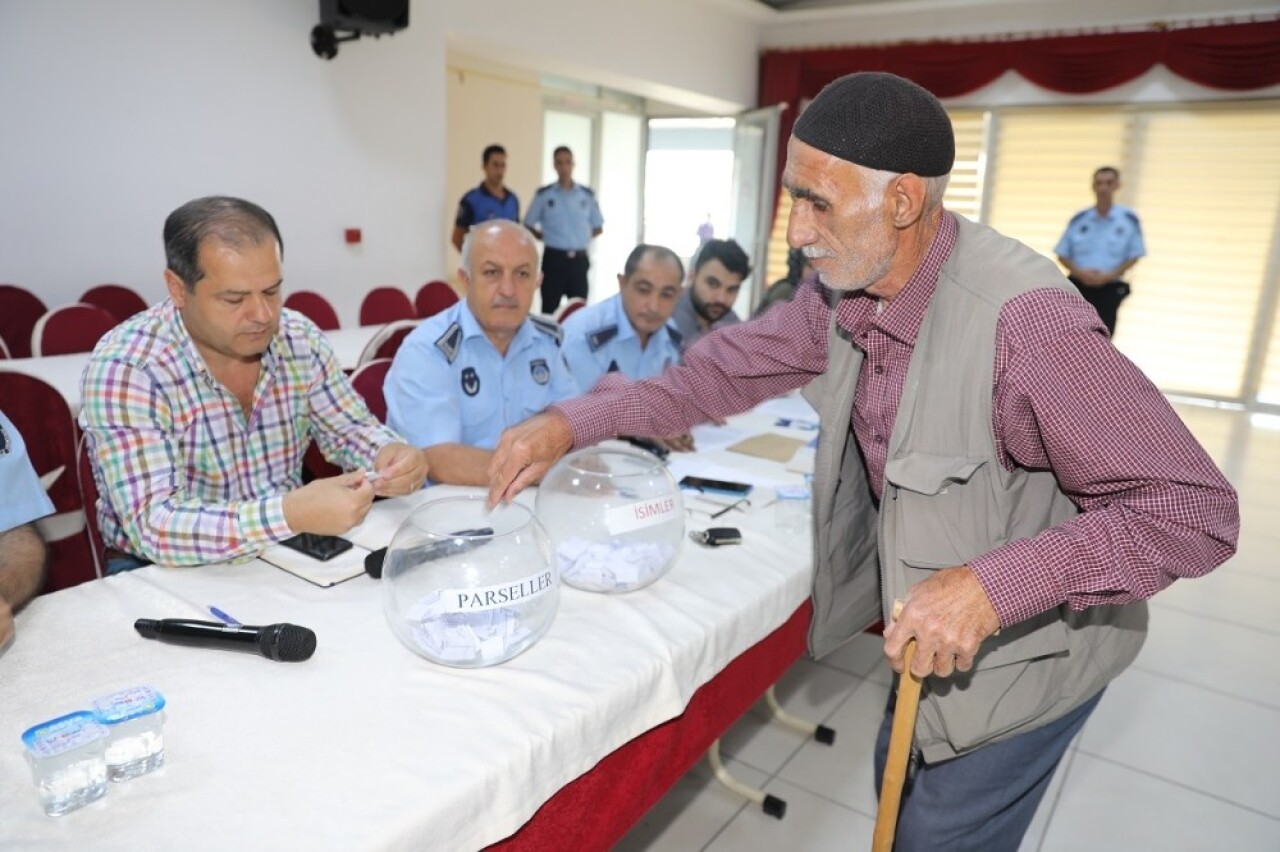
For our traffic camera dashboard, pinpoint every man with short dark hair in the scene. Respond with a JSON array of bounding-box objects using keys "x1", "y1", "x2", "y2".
[
  {"x1": 489, "y1": 73, "x2": 1237, "y2": 851},
  {"x1": 560, "y1": 244, "x2": 684, "y2": 394},
  {"x1": 1055, "y1": 166, "x2": 1145, "y2": 335},
  {"x1": 81, "y1": 196, "x2": 428, "y2": 569},
  {"x1": 670, "y1": 238, "x2": 751, "y2": 353},
  {"x1": 525, "y1": 145, "x2": 604, "y2": 314},
  {"x1": 0, "y1": 410, "x2": 52, "y2": 650},
  {"x1": 452, "y1": 144, "x2": 520, "y2": 253}
]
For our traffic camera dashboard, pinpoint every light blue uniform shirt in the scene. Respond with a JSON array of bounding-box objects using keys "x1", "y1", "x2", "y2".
[
  {"x1": 524, "y1": 182, "x2": 604, "y2": 251},
  {"x1": 1054, "y1": 204, "x2": 1146, "y2": 273},
  {"x1": 384, "y1": 301, "x2": 576, "y2": 451},
  {"x1": 0, "y1": 411, "x2": 55, "y2": 532},
  {"x1": 560, "y1": 294, "x2": 683, "y2": 394}
]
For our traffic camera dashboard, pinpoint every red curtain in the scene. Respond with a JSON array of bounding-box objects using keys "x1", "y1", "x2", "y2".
[{"x1": 760, "y1": 19, "x2": 1280, "y2": 208}]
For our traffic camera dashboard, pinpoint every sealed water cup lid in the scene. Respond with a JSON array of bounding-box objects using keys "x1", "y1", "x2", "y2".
[
  {"x1": 92, "y1": 686, "x2": 166, "y2": 725},
  {"x1": 21, "y1": 711, "x2": 108, "y2": 759}
]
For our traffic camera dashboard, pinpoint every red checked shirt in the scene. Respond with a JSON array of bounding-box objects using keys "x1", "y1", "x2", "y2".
[{"x1": 555, "y1": 212, "x2": 1238, "y2": 626}]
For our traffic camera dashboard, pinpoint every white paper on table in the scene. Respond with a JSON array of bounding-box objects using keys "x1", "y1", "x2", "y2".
[
  {"x1": 752, "y1": 392, "x2": 818, "y2": 421},
  {"x1": 786, "y1": 446, "x2": 816, "y2": 475},
  {"x1": 688, "y1": 423, "x2": 750, "y2": 452}
]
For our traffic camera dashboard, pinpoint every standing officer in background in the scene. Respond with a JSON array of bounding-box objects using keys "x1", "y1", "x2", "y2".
[
  {"x1": 0, "y1": 411, "x2": 53, "y2": 650},
  {"x1": 452, "y1": 144, "x2": 520, "y2": 253},
  {"x1": 488, "y1": 73, "x2": 1237, "y2": 851},
  {"x1": 670, "y1": 238, "x2": 751, "y2": 353},
  {"x1": 560, "y1": 243, "x2": 684, "y2": 394},
  {"x1": 385, "y1": 220, "x2": 575, "y2": 486},
  {"x1": 524, "y1": 146, "x2": 604, "y2": 315},
  {"x1": 1055, "y1": 166, "x2": 1145, "y2": 336}
]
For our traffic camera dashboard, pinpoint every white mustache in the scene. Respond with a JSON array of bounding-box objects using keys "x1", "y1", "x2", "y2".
[{"x1": 801, "y1": 247, "x2": 832, "y2": 260}]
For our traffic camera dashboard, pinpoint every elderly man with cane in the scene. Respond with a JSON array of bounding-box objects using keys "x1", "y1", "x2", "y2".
[{"x1": 488, "y1": 72, "x2": 1238, "y2": 850}]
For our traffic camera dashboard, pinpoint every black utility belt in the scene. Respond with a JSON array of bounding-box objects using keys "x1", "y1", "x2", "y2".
[{"x1": 546, "y1": 247, "x2": 587, "y2": 258}]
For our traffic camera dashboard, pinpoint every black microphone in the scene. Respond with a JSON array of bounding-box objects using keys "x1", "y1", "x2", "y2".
[{"x1": 134, "y1": 618, "x2": 317, "y2": 662}]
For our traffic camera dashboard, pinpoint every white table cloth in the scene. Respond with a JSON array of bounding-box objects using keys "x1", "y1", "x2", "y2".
[{"x1": 0, "y1": 404, "x2": 817, "y2": 850}]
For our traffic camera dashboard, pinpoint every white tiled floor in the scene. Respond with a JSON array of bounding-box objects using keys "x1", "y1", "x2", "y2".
[{"x1": 617, "y1": 405, "x2": 1280, "y2": 851}]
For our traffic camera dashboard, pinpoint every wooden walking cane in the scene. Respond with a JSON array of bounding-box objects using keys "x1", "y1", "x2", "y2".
[{"x1": 873, "y1": 601, "x2": 922, "y2": 852}]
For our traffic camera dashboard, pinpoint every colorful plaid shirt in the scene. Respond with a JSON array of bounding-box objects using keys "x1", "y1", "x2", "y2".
[
  {"x1": 79, "y1": 300, "x2": 401, "y2": 566},
  {"x1": 555, "y1": 212, "x2": 1238, "y2": 626}
]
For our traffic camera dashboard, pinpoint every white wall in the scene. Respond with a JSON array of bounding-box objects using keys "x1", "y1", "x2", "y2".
[
  {"x1": 0, "y1": 0, "x2": 763, "y2": 328},
  {"x1": 442, "y1": 0, "x2": 760, "y2": 115},
  {"x1": 0, "y1": 1, "x2": 447, "y2": 327}
]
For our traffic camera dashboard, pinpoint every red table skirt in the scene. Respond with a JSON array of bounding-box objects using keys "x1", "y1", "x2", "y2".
[{"x1": 489, "y1": 600, "x2": 813, "y2": 851}]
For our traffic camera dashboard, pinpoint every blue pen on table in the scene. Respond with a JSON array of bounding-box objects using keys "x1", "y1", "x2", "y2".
[{"x1": 208, "y1": 606, "x2": 241, "y2": 626}]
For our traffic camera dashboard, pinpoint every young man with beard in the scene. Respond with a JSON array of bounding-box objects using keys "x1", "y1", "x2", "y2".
[{"x1": 669, "y1": 238, "x2": 751, "y2": 353}]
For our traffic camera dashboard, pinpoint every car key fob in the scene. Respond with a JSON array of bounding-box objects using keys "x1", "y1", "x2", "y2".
[{"x1": 689, "y1": 527, "x2": 742, "y2": 547}]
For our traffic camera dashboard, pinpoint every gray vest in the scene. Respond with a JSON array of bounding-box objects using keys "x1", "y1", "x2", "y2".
[{"x1": 802, "y1": 215, "x2": 1147, "y2": 762}]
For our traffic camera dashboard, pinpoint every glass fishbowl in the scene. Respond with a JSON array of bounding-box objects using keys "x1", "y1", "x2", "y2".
[
  {"x1": 536, "y1": 447, "x2": 684, "y2": 593},
  {"x1": 381, "y1": 495, "x2": 557, "y2": 667}
]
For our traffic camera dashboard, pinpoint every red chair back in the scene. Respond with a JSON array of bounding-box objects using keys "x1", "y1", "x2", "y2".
[
  {"x1": 80, "y1": 284, "x2": 148, "y2": 323},
  {"x1": 556, "y1": 297, "x2": 587, "y2": 323},
  {"x1": 284, "y1": 291, "x2": 341, "y2": 331},
  {"x1": 0, "y1": 284, "x2": 48, "y2": 359},
  {"x1": 0, "y1": 372, "x2": 97, "y2": 592},
  {"x1": 357, "y1": 319, "x2": 420, "y2": 366},
  {"x1": 359, "y1": 287, "x2": 415, "y2": 326},
  {"x1": 414, "y1": 280, "x2": 459, "y2": 319},
  {"x1": 31, "y1": 304, "x2": 118, "y2": 356},
  {"x1": 350, "y1": 358, "x2": 392, "y2": 423}
]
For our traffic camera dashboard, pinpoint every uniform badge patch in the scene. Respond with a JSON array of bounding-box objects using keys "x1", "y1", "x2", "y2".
[
  {"x1": 461, "y1": 367, "x2": 481, "y2": 396},
  {"x1": 530, "y1": 358, "x2": 550, "y2": 385}
]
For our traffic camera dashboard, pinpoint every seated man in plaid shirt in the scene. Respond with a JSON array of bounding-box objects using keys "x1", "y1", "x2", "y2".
[{"x1": 80, "y1": 196, "x2": 428, "y2": 571}]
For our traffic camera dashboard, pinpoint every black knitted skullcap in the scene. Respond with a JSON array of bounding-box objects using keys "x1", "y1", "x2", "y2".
[{"x1": 793, "y1": 72, "x2": 954, "y2": 177}]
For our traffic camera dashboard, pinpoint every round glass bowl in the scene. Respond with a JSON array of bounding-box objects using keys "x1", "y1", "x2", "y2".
[
  {"x1": 535, "y1": 447, "x2": 684, "y2": 593},
  {"x1": 381, "y1": 495, "x2": 557, "y2": 667}
]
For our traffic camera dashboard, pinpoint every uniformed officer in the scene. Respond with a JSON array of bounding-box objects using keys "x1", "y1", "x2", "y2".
[
  {"x1": 451, "y1": 144, "x2": 520, "y2": 253},
  {"x1": 1055, "y1": 165, "x2": 1146, "y2": 335},
  {"x1": 525, "y1": 146, "x2": 604, "y2": 315},
  {"x1": 561, "y1": 244, "x2": 685, "y2": 395},
  {"x1": 385, "y1": 220, "x2": 576, "y2": 486},
  {"x1": 0, "y1": 409, "x2": 54, "y2": 649}
]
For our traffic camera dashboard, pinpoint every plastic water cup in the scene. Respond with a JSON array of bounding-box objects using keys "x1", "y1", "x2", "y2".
[{"x1": 21, "y1": 711, "x2": 109, "y2": 816}]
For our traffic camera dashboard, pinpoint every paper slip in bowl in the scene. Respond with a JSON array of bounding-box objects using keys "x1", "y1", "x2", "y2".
[{"x1": 260, "y1": 542, "x2": 371, "y2": 588}]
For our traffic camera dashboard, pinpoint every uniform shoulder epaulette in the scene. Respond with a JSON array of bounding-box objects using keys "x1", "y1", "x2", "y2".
[
  {"x1": 434, "y1": 321, "x2": 463, "y2": 364},
  {"x1": 586, "y1": 324, "x2": 619, "y2": 352},
  {"x1": 665, "y1": 323, "x2": 683, "y2": 348},
  {"x1": 581, "y1": 185, "x2": 595, "y2": 197},
  {"x1": 534, "y1": 183, "x2": 556, "y2": 195},
  {"x1": 529, "y1": 314, "x2": 563, "y2": 345},
  {"x1": 1122, "y1": 209, "x2": 1142, "y2": 232},
  {"x1": 1068, "y1": 209, "x2": 1089, "y2": 227}
]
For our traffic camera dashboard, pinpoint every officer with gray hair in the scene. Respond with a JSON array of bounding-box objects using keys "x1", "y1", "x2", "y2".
[{"x1": 487, "y1": 71, "x2": 1238, "y2": 850}]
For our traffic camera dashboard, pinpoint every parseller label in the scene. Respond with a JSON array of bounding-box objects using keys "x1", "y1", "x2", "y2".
[
  {"x1": 604, "y1": 496, "x2": 680, "y2": 535},
  {"x1": 440, "y1": 570, "x2": 555, "y2": 614}
]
